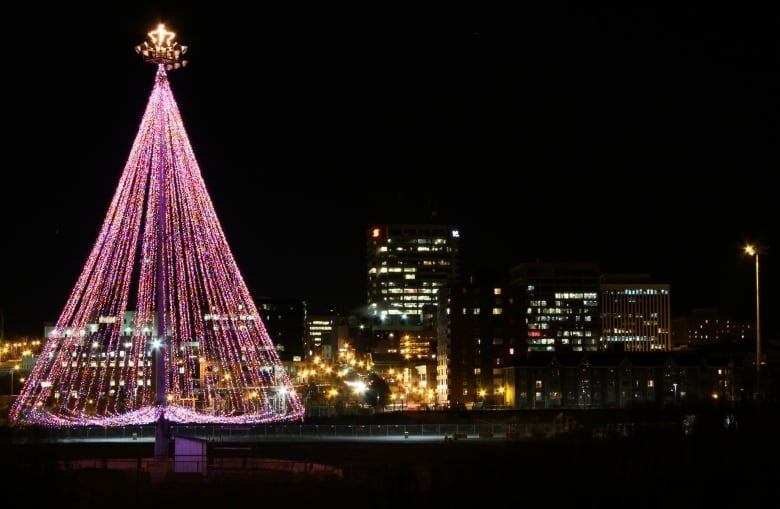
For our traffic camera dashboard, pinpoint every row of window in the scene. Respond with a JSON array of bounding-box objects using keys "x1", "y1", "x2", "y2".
[
  {"x1": 376, "y1": 246, "x2": 454, "y2": 253},
  {"x1": 604, "y1": 289, "x2": 669, "y2": 296},
  {"x1": 447, "y1": 307, "x2": 504, "y2": 315},
  {"x1": 554, "y1": 293, "x2": 598, "y2": 299}
]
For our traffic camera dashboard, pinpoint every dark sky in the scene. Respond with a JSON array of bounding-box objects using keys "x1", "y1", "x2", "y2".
[{"x1": 1, "y1": 4, "x2": 777, "y2": 337}]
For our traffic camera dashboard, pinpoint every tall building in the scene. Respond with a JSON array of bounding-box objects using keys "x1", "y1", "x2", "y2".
[
  {"x1": 437, "y1": 277, "x2": 524, "y2": 407},
  {"x1": 255, "y1": 298, "x2": 307, "y2": 358},
  {"x1": 672, "y1": 309, "x2": 754, "y2": 348},
  {"x1": 599, "y1": 275, "x2": 671, "y2": 351},
  {"x1": 367, "y1": 224, "x2": 460, "y2": 325},
  {"x1": 510, "y1": 263, "x2": 600, "y2": 352}
]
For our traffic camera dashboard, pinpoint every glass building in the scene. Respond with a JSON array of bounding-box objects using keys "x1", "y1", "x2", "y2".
[
  {"x1": 600, "y1": 276, "x2": 671, "y2": 351},
  {"x1": 510, "y1": 263, "x2": 600, "y2": 352},
  {"x1": 367, "y1": 225, "x2": 460, "y2": 326}
]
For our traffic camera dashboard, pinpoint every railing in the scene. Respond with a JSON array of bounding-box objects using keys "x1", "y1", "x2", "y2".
[
  {"x1": 10, "y1": 422, "x2": 600, "y2": 442},
  {"x1": 56, "y1": 456, "x2": 343, "y2": 480}
]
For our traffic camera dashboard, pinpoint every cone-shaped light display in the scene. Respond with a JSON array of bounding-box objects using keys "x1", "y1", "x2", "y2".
[{"x1": 11, "y1": 30, "x2": 303, "y2": 426}]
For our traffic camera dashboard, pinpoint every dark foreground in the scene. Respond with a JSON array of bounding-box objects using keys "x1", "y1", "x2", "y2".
[
  {"x1": 1, "y1": 433, "x2": 778, "y2": 508},
  {"x1": 2, "y1": 407, "x2": 780, "y2": 508}
]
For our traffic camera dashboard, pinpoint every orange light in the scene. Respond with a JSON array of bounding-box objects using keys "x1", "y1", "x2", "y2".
[
  {"x1": 744, "y1": 244, "x2": 756, "y2": 256},
  {"x1": 372, "y1": 228, "x2": 381, "y2": 238}
]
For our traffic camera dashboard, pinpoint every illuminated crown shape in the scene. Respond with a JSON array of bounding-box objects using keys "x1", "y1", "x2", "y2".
[
  {"x1": 11, "y1": 25, "x2": 303, "y2": 426},
  {"x1": 135, "y1": 23, "x2": 188, "y2": 71}
]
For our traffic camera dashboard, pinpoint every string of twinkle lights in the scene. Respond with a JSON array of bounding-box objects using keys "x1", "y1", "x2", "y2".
[{"x1": 10, "y1": 24, "x2": 304, "y2": 426}]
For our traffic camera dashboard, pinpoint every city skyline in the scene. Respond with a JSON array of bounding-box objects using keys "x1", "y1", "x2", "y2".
[
  {"x1": 0, "y1": 8, "x2": 777, "y2": 508},
  {"x1": 1, "y1": 5, "x2": 777, "y2": 337}
]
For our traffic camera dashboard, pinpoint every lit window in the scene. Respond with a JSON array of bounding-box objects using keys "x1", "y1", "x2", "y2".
[
  {"x1": 494, "y1": 288, "x2": 502, "y2": 296},
  {"x1": 473, "y1": 308, "x2": 481, "y2": 315},
  {"x1": 535, "y1": 380, "x2": 543, "y2": 389},
  {"x1": 492, "y1": 308, "x2": 503, "y2": 315}
]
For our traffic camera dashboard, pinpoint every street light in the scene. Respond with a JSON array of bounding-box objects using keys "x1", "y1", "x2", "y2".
[{"x1": 744, "y1": 244, "x2": 762, "y2": 400}]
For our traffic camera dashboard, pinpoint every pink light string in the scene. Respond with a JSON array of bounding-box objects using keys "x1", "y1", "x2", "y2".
[{"x1": 11, "y1": 67, "x2": 303, "y2": 427}]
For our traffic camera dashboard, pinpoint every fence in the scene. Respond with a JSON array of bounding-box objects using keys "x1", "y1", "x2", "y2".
[
  {"x1": 56, "y1": 456, "x2": 344, "y2": 482},
  {"x1": 10, "y1": 421, "x2": 615, "y2": 442}
]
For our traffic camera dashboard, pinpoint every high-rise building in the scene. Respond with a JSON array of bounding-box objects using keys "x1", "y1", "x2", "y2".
[
  {"x1": 367, "y1": 225, "x2": 460, "y2": 325},
  {"x1": 510, "y1": 263, "x2": 600, "y2": 352},
  {"x1": 437, "y1": 278, "x2": 524, "y2": 407},
  {"x1": 672, "y1": 309, "x2": 754, "y2": 348},
  {"x1": 599, "y1": 275, "x2": 671, "y2": 351},
  {"x1": 256, "y1": 298, "x2": 307, "y2": 358}
]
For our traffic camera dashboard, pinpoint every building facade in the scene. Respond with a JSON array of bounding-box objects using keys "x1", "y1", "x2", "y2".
[
  {"x1": 437, "y1": 278, "x2": 524, "y2": 407},
  {"x1": 256, "y1": 297, "x2": 307, "y2": 357},
  {"x1": 367, "y1": 224, "x2": 460, "y2": 325},
  {"x1": 672, "y1": 309, "x2": 754, "y2": 348},
  {"x1": 503, "y1": 352, "x2": 750, "y2": 409},
  {"x1": 510, "y1": 263, "x2": 600, "y2": 352},
  {"x1": 600, "y1": 277, "x2": 671, "y2": 351},
  {"x1": 305, "y1": 314, "x2": 337, "y2": 359}
]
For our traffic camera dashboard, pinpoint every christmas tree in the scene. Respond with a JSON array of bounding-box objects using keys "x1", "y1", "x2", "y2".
[{"x1": 11, "y1": 24, "x2": 303, "y2": 427}]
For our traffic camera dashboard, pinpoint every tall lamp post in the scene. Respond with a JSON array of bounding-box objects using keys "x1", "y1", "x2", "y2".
[{"x1": 744, "y1": 244, "x2": 761, "y2": 400}]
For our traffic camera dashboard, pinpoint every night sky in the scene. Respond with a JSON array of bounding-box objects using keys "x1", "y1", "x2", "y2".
[{"x1": 1, "y1": 4, "x2": 777, "y2": 337}]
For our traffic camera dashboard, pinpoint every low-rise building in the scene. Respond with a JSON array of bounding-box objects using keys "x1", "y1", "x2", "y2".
[{"x1": 503, "y1": 352, "x2": 750, "y2": 409}]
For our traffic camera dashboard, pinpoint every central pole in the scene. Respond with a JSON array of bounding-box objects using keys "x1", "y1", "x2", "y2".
[{"x1": 154, "y1": 66, "x2": 170, "y2": 458}]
